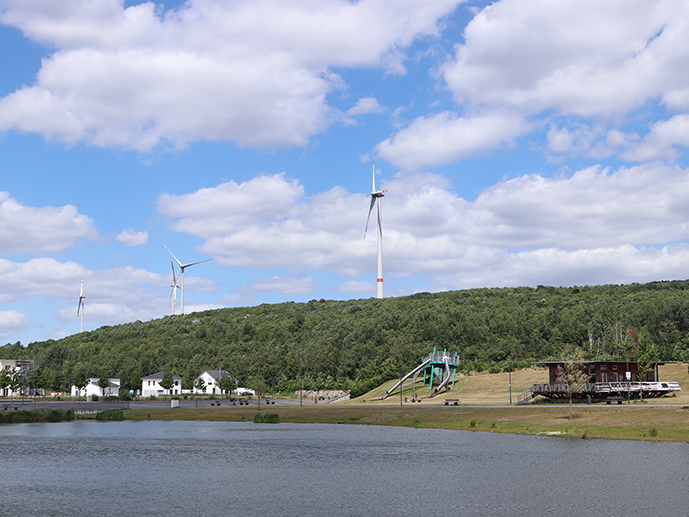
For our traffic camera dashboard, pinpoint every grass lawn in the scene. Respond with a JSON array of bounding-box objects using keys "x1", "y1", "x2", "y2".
[{"x1": 124, "y1": 363, "x2": 689, "y2": 442}]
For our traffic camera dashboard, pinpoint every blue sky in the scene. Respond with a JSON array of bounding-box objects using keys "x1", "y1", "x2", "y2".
[{"x1": 2, "y1": 0, "x2": 689, "y2": 345}]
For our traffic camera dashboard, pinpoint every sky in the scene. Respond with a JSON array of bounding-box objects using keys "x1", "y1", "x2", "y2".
[{"x1": 2, "y1": 0, "x2": 689, "y2": 346}]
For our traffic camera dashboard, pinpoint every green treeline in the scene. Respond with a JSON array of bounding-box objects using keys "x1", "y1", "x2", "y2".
[{"x1": 3, "y1": 281, "x2": 689, "y2": 397}]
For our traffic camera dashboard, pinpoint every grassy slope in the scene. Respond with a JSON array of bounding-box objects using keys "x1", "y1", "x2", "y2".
[
  {"x1": 124, "y1": 363, "x2": 689, "y2": 442},
  {"x1": 353, "y1": 363, "x2": 689, "y2": 406}
]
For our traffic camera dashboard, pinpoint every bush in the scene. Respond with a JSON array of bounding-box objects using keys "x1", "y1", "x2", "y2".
[
  {"x1": 264, "y1": 413, "x2": 280, "y2": 423},
  {"x1": 253, "y1": 413, "x2": 264, "y2": 423},
  {"x1": 118, "y1": 391, "x2": 132, "y2": 401},
  {"x1": 95, "y1": 410, "x2": 124, "y2": 421},
  {"x1": 0, "y1": 409, "x2": 74, "y2": 424}
]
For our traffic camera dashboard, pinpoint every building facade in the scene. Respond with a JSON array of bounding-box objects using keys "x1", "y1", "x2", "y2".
[
  {"x1": 141, "y1": 372, "x2": 182, "y2": 397},
  {"x1": 70, "y1": 378, "x2": 120, "y2": 398},
  {"x1": 1, "y1": 359, "x2": 35, "y2": 397},
  {"x1": 192, "y1": 370, "x2": 235, "y2": 395}
]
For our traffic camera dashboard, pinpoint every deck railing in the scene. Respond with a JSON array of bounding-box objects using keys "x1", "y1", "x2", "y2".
[{"x1": 531, "y1": 381, "x2": 680, "y2": 396}]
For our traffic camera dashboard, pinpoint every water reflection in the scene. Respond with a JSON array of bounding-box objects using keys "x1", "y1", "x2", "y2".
[{"x1": 0, "y1": 421, "x2": 687, "y2": 516}]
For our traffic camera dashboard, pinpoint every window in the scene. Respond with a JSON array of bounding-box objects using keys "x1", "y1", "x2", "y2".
[
  {"x1": 601, "y1": 365, "x2": 607, "y2": 370},
  {"x1": 612, "y1": 365, "x2": 618, "y2": 370}
]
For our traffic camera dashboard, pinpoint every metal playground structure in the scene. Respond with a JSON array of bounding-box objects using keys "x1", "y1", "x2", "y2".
[{"x1": 383, "y1": 348, "x2": 461, "y2": 399}]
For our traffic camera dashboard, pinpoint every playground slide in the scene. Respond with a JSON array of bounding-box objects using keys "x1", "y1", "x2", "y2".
[
  {"x1": 430, "y1": 357, "x2": 452, "y2": 397},
  {"x1": 382, "y1": 358, "x2": 432, "y2": 399}
]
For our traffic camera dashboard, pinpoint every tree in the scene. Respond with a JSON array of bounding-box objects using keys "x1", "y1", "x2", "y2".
[
  {"x1": 160, "y1": 372, "x2": 174, "y2": 397},
  {"x1": 9, "y1": 369, "x2": 24, "y2": 398},
  {"x1": 73, "y1": 370, "x2": 90, "y2": 397},
  {"x1": 0, "y1": 369, "x2": 10, "y2": 396},
  {"x1": 97, "y1": 376, "x2": 110, "y2": 397},
  {"x1": 194, "y1": 376, "x2": 206, "y2": 394},
  {"x1": 555, "y1": 353, "x2": 590, "y2": 421},
  {"x1": 50, "y1": 370, "x2": 67, "y2": 395},
  {"x1": 218, "y1": 374, "x2": 236, "y2": 399},
  {"x1": 636, "y1": 330, "x2": 658, "y2": 401},
  {"x1": 27, "y1": 367, "x2": 45, "y2": 396},
  {"x1": 248, "y1": 374, "x2": 269, "y2": 409}
]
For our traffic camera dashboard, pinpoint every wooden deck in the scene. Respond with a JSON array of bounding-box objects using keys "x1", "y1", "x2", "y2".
[{"x1": 518, "y1": 381, "x2": 681, "y2": 404}]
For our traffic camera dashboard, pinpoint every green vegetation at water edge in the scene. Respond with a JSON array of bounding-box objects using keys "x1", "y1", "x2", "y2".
[{"x1": 0, "y1": 409, "x2": 75, "y2": 424}]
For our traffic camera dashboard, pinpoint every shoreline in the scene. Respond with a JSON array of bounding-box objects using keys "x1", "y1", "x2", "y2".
[{"x1": 122, "y1": 403, "x2": 689, "y2": 443}]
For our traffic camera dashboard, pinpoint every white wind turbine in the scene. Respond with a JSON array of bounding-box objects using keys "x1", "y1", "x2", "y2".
[
  {"x1": 363, "y1": 157, "x2": 386, "y2": 299},
  {"x1": 163, "y1": 244, "x2": 212, "y2": 315},
  {"x1": 170, "y1": 261, "x2": 181, "y2": 315},
  {"x1": 77, "y1": 278, "x2": 85, "y2": 332}
]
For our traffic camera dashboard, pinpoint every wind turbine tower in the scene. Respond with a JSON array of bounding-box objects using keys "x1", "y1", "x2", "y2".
[
  {"x1": 77, "y1": 278, "x2": 85, "y2": 332},
  {"x1": 170, "y1": 262, "x2": 180, "y2": 315},
  {"x1": 364, "y1": 157, "x2": 386, "y2": 299},
  {"x1": 163, "y1": 244, "x2": 212, "y2": 315}
]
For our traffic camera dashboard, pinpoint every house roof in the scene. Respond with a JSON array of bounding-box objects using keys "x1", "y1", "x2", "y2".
[
  {"x1": 201, "y1": 369, "x2": 232, "y2": 382},
  {"x1": 142, "y1": 371, "x2": 182, "y2": 380},
  {"x1": 88, "y1": 377, "x2": 120, "y2": 388}
]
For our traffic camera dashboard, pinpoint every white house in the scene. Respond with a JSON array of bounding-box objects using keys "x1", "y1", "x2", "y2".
[
  {"x1": 70, "y1": 378, "x2": 120, "y2": 398},
  {"x1": 141, "y1": 372, "x2": 182, "y2": 397},
  {"x1": 192, "y1": 370, "x2": 236, "y2": 395}
]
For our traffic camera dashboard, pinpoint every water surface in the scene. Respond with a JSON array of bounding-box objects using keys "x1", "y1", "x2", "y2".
[{"x1": 0, "y1": 420, "x2": 687, "y2": 516}]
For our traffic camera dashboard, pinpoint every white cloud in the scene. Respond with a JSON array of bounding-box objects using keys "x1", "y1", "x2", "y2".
[
  {"x1": 381, "y1": 0, "x2": 689, "y2": 170},
  {"x1": 161, "y1": 163, "x2": 689, "y2": 293},
  {"x1": 336, "y1": 280, "x2": 372, "y2": 294},
  {"x1": 0, "y1": 0, "x2": 463, "y2": 150},
  {"x1": 376, "y1": 111, "x2": 527, "y2": 171},
  {"x1": 0, "y1": 192, "x2": 97, "y2": 254},
  {"x1": 0, "y1": 256, "x2": 219, "y2": 330},
  {"x1": 0, "y1": 310, "x2": 30, "y2": 339},
  {"x1": 159, "y1": 174, "x2": 369, "y2": 275},
  {"x1": 347, "y1": 97, "x2": 384, "y2": 116},
  {"x1": 116, "y1": 228, "x2": 148, "y2": 246},
  {"x1": 443, "y1": 0, "x2": 689, "y2": 117},
  {"x1": 244, "y1": 276, "x2": 316, "y2": 295},
  {"x1": 620, "y1": 114, "x2": 689, "y2": 162}
]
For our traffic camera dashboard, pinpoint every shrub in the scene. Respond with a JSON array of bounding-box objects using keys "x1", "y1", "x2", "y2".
[
  {"x1": 95, "y1": 410, "x2": 124, "y2": 421},
  {"x1": 264, "y1": 413, "x2": 280, "y2": 423},
  {"x1": 253, "y1": 413, "x2": 265, "y2": 423}
]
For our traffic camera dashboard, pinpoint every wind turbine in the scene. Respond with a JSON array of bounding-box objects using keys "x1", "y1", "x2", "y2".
[
  {"x1": 363, "y1": 157, "x2": 386, "y2": 299},
  {"x1": 170, "y1": 262, "x2": 181, "y2": 315},
  {"x1": 77, "y1": 278, "x2": 85, "y2": 332},
  {"x1": 163, "y1": 244, "x2": 212, "y2": 315}
]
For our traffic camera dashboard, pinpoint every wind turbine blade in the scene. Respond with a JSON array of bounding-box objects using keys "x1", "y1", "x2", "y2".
[
  {"x1": 184, "y1": 258, "x2": 213, "y2": 268},
  {"x1": 363, "y1": 195, "x2": 376, "y2": 240},
  {"x1": 372, "y1": 156, "x2": 376, "y2": 191},
  {"x1": 163, "y1": 244, "x2": 183, "y2": 267}
]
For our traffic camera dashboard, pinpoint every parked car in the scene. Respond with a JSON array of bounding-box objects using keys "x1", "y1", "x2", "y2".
[{"x1": 232, "y1": 387, "x2": 256, "y2": 396}]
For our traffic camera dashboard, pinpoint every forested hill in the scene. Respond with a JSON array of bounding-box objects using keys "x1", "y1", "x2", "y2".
[{"x1": 3, "y1": 281, "x2": 689, "y2": 396}]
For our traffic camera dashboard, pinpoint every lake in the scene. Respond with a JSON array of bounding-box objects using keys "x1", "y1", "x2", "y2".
[{"x1": 0, "y1": 420, "x2": 687, "y2": 516}]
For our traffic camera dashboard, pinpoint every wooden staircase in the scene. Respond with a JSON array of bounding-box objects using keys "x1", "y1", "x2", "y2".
[{"x1": 516, "y1": 387, "x2": 537, "y2": 405}]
